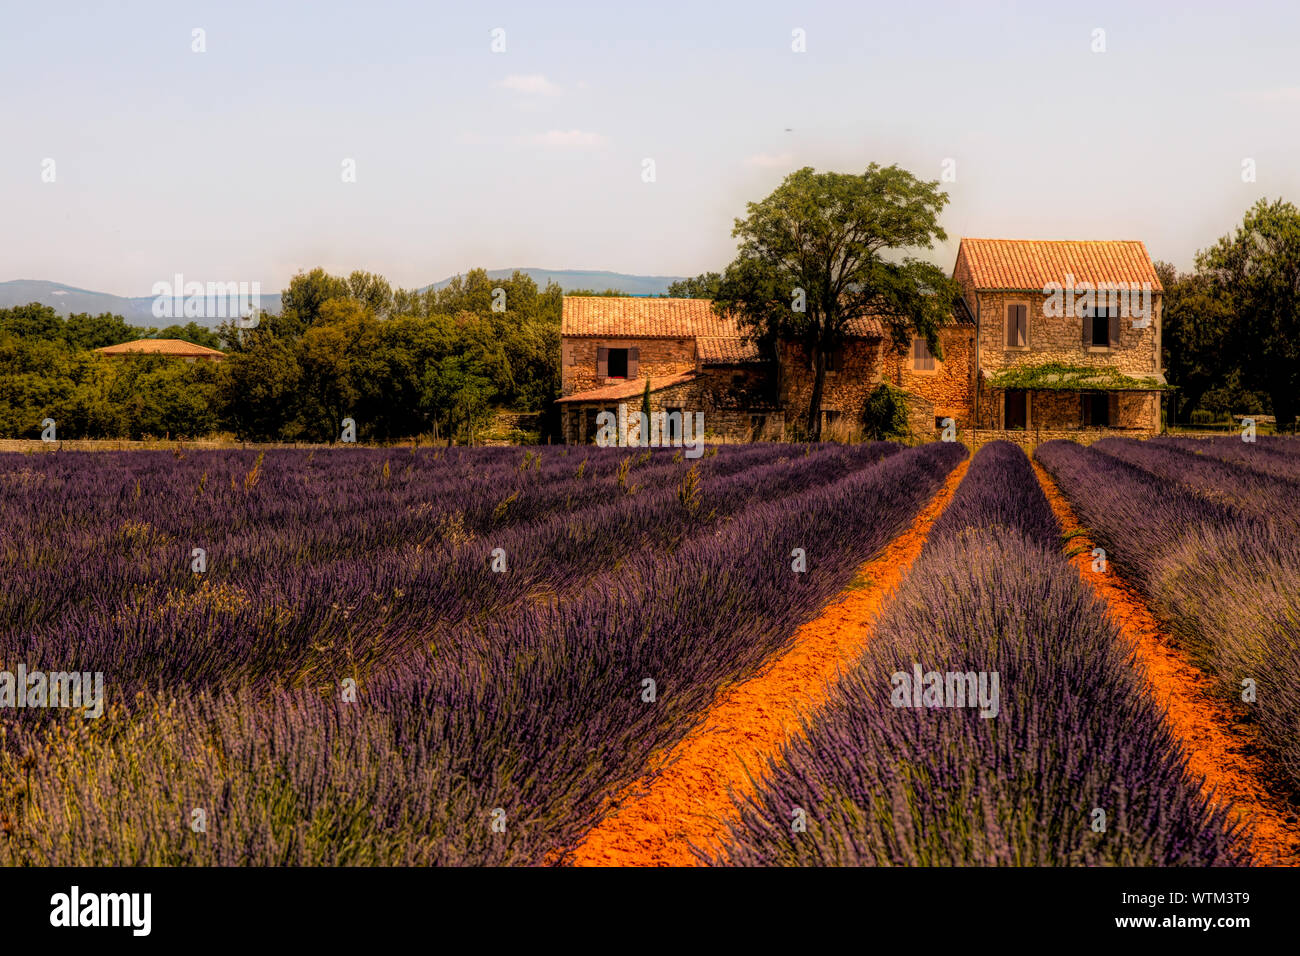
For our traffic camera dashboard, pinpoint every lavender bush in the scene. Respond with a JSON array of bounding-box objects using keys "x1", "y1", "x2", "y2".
[
  {"x1": 713, "y1": 443, "x2": 1246, "y2": 866},
  {"x1": 1037, "y1": 439, "x2": 1300, "y2": 794}
]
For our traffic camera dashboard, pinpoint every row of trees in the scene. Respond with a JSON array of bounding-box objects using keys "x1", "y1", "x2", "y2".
[
  {"x1": 1157, "y1": 198, "x2": 1300, "y2": 426},
  {"x1": 0, "y1": 269, "x2": 562, "y2": 441}
]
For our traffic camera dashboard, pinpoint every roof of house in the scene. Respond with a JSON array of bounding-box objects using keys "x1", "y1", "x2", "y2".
[
  {"x1": 956, "y1": 239, "x2": 1164, "y2": 292},
  {"x1": 556, "y1": 371, "x2": 701, "y2": 404},
  {"x1": 697, "y1": 336, "x2": 763, "y2": 363},
  {"x1": 95, "y1": 338, "x2": 225, "y2": 358},
  {"x1": 561, "y1": 295, "x2": 889, "y2": 360}
]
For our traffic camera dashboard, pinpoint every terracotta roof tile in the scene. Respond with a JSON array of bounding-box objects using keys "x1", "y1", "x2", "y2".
[
  {"x1": 96, "y1": 338, "x2": 225, "y2": 358},
  {"x1": 562, "y1": 297, "x2": 739, "y2": 338},
  {"x1": 957, "y1": 239, "x2": 1163, "y2": 292},
  {"x1": 697, "y1": 336, "x2": 764, "y2": 363},
  {"x1": 562, "y1": 296, "x2": 887, "y2": 341},
  {"x1": 556, "y1": 371, "x2": 700, "y2": 404}
]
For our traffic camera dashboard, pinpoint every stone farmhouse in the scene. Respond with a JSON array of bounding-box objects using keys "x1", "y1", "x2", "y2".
[{"x1": 557, "y1": 238, "x2": 1165, "y2": 444}]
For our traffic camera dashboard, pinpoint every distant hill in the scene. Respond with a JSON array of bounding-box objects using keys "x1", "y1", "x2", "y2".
[{"x1": 0, "y1": 270, "x2": 688, "y2": 328}]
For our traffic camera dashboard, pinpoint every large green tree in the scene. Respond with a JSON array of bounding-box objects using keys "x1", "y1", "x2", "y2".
[
  {"x1": 712, "y1": 164, "x2": 957, "y2": 440},
  {"x1": 1154, "y1": 260, "x2": 1233, "y2": 422},
  {"x1": 1197, "y1": 198, "x2": 1300, "y2": 427}
]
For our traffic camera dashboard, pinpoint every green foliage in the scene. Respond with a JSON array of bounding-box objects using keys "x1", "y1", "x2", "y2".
[
  {"x1": 712, "y1": 164, "x2": 957, "y2": 439},
  {"x1": 861, "y1": 383, "x2": 912, "y2": 441},
  {"x1": 151, "y1": 322, "x2": 221, "y2": 349},
  {"x1": 1195, "y1": 198, "x2": 1300, "y2": 427},
  {"x1": 666, "y1": 272, "x2": 722, "y2": 298},
  {"x1": 989, "y1": 363, "x2": 1170, "y2": 391},
  {"x1": 0, "y1": 264, "x2": 563, "y2": 443}
]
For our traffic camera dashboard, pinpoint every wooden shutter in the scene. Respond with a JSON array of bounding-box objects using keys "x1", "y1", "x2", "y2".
[
  {"x1": 1108, "y1": 392, "x2": 1120, "y2": 425},
  {"x1": 1082, "y1": 311, "x2": 1094, "y2": 348},
  {"x1": 627, "y1": 347, "x2": 639, "y2": 380},
  {"x1": 1108, "y1": 311, "x2": 1121, "y2": 348},
  {"x1": 1005, "y1": 306, "x2": 1026, "y2": 347},
  {"x1": 596, "y1": 346, "x2": 609, "y2": 377}
]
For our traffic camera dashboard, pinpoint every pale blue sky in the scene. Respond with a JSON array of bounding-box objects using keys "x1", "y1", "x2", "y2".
[{"x1": 2, "y1": 0, "x2": 1298, "y2": 294}]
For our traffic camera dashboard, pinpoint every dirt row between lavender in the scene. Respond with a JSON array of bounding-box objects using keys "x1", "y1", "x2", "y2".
[
  {"x1": 1033, "y1": 462, "x2": 1300, "y2": 867},
  {"x1": 567, "y1": 460, "x2": 971, "y2": 866}
]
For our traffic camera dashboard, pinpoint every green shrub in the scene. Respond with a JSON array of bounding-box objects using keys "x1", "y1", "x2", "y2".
[{"x1": 861, "y1": 384, "x2": 912, "y2": 441}]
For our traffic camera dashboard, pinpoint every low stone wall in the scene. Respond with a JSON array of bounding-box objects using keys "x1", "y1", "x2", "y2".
[{"x1": 961, "y1": 427, "x2": 1157, "y2": 453}]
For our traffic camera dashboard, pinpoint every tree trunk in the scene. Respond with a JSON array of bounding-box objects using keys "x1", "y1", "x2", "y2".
[{"x1": 805, "y1": 344, "x2": 827, "y2": 441}]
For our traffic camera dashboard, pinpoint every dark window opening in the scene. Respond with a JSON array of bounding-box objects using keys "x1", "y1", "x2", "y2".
[
  {"x1": 606, "y1": 348, "x2": 629, "y2": 379},
  {"x1": 749, "y1": 414, "x2": 766, "y2": 439},
  {"x1": 1083, "y1": 392, "x2": 1110, "y2": 427},
  {"x1": 1090, "y1": 311, "x2": 1111, "y2": 347},
  {"x1": 1004, "y1": 390, "x2": 1027, "y2": 430}
]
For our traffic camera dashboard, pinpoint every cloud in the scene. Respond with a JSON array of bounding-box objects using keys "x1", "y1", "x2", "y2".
[
  {"x1": 1239, "y1": 87, "x2": 1300, "y2": 105},
  {"x1": 528, "y1": 129, "x2": 608, "y2": 148},
  {"x1": 744, "y1": 153, "x2": 794, "y2": 168},
  {"x1": 498, "y1": 74, "x2": 561, "y2": 96}
]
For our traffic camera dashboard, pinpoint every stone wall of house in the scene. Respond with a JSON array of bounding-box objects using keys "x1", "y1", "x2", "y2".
[
  {"x1": 971, "y1": 291, "x2": 1162, "y2": 377},
  {"x1": 975, "y1": 384, "x2": 1161, "y2": 431},
  {"x1": 698, "y1": 364, "x2": 778, "y2": 410},
  {"x1": 561, "y1": 336, "x2": 696, "y2": 396},
  {"x1": 879, "y1": 327, "x2": 976, "y2": 426},
  {"x1": 904, "y1": 392, "x2": 937, "y2": 440},
  {"x1": 704, "y1": 408, "x2": 786, "y2": 441},
  {"x1": 778, "y1": 339, "x2": 882, "y2": 432}
]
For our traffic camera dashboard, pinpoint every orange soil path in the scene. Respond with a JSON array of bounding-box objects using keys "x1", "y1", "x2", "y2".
[
  {"x1": 569, "y1": 460, "x2": 971, "y2": 867},
  {"x1": 1034, "y1": 463, "x2": 1300, "y2": 866}
]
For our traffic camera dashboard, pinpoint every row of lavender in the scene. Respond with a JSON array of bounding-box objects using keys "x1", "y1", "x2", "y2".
[
  {"x1": 1037, "y1": 437, "x2": 1300, "y2": 793},
  {"x1": 0, "y1": 442, "x2": 962, "y2": 864},
  {"x1": 0, "y1": 442, "x2": 898, "y2": 694},
  {"x1": 713, "y1": 442, "x2": 1245, "y2": 865}
]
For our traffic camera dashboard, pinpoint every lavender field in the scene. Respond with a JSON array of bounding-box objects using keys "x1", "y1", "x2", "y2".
[
  {"x1": 1, "y1": 436, "x2": 1296, "y2": 867},
  {"x1": 0, "y1": 441, "x2": 962, "y2": 864}
]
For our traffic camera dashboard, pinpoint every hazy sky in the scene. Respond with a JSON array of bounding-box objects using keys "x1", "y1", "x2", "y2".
[{"x1": 3, "y1": 0, "x2": 1298, "y2": 294}]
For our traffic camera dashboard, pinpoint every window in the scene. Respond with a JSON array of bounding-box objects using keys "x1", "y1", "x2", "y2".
[
  {"x1": 1085, "y1": 306, "x2": 1118, "y2": 349},
  {"x1": 1083, "y1": 392, "x2": 1112, "y2": 427},
  {"x1": 825, "y1": 348, "x2": 844, "y2": 375},
  {"x1": 1004, "y1": 390, "x2": 1027, "y2": 430},
  {"x1": 1005, "y1": 304, "x2": 1028, "y2": 348},
  {"x1": 606, "y1": 348, "x2": 629, "y2": 378},
  {"x1": 912, "y1": 337, "x2": 936, "y2": 371},
  {"x1": 749, "y1": 414, "x2": 767, "y2": 440},
  {"x1": 596, "y1": 346, "x2": 638, "y2": 380},
  {"x1": 823, "y1": 409, "x2": 843, "y2": 427}
]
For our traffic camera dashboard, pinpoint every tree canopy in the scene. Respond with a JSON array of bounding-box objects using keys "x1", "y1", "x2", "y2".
[{"x1": 712, "y1": 164, "x2": 958, "y2": 439}]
